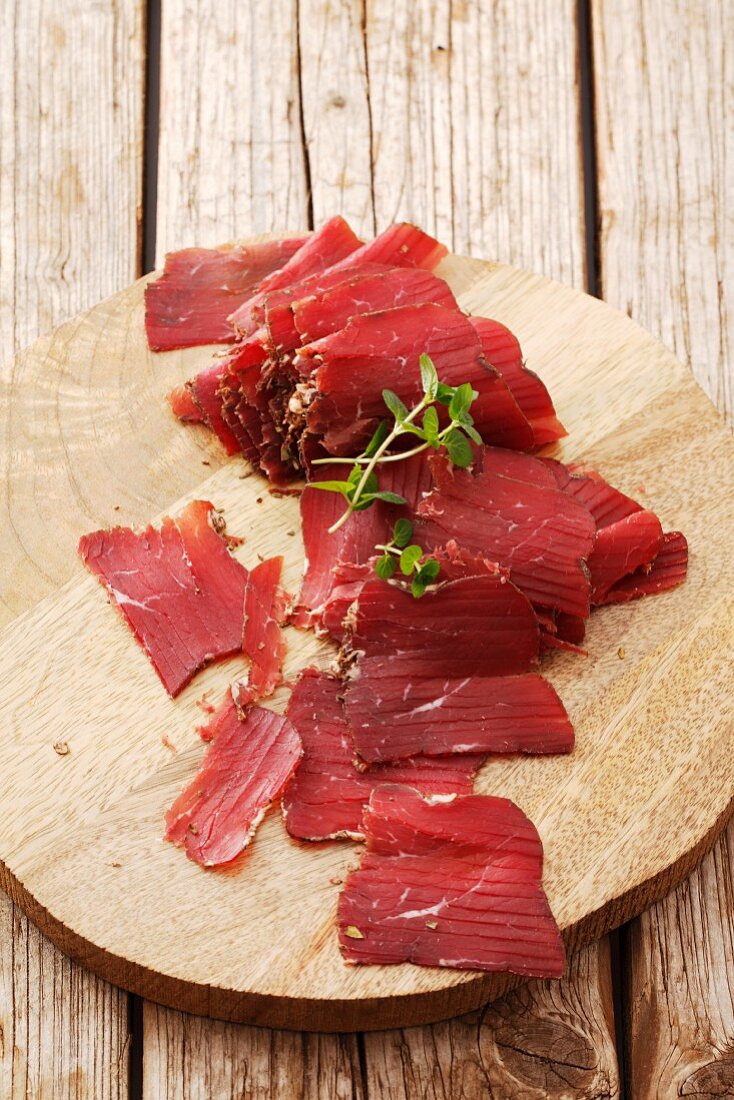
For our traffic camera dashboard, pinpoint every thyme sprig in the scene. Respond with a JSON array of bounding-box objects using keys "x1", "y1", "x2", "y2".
[
  {"x1": 374, "y1": 519, "x2": 441, "y2": 598},
  {"x1": 307, "y1": 354, "x2": 480, "y2": 535}
]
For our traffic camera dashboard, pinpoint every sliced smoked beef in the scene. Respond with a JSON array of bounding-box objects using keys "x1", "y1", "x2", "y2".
[
  {"x1": 145, "y1": 237, "x2": 305, "y2": 351},
  {"x1": 601, "y1": 530, "x2": 688, "y2": 604},
  {"x1": 168, "y1": 384, "x2": 204, "y2": 422},
  {"x1": 417, "y1": 454, "x2": 596, "y2": 619},
  {"x1": 165, "y1": 701, "x2": 301, "y2": 866},
  {"x1": 340, "y1": 575, "x2": 571, "y2": 762},
  {"x1": 469, "y1": 316, "x2": 566, "y2": 446},
  {"x1": 337, "y1": 786, "x2": 565, "y2": 978},
  {"x1": 282, "y1": 669, "x2": 481, "y2": 840},
  {"x1": 235, "y1": 556, "x2": 289, "y2": 708},
  {"x1": 228, "y1": 217, "x2": 362, "y2": 335},
  {"x1": 78, "y1": 500, "x2": 248, "y2": 697},
  {"x1": 295, "y1": 303, "x2": 534, "y2": 457},
  {"x1": 294, "y1": 454, "x2": 432, "y2": 630}
]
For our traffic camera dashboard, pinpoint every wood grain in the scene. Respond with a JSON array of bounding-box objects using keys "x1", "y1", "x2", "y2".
[
  {"x1": 594, "y1": 2, "x2": 734, "y2": 1094},
  {"x1": 0, "y1": 2, "x2": 144, "y2": 1096},
  {"x1": 0, "y1": 253, "x2": 730, "y2": 1032}
]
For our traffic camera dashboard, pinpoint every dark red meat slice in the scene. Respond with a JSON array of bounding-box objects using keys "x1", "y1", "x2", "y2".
[
  {"x1": 228, "y1": 217, "x2": 362, "y2": 335},
  {"x1": 168, "y1": 384, "x2": 204, "y2": 422},
  {"x1": 469, "y1": 316, "x2": 566, "y2": 445},
  {"x1": 588, "y1": 510, "x2": 663, "y2": 602},
  {"x1": 294, "y1": 454, "x2": 432, "y2": 630},
  {"x1": 145, "y1": 238, "x2": 305, "y2": 351},
  {"x1": 164, "y1": 701, "x2": 301, "y2": 866},
  {"x1": 601, "y1": 530, "x2": 688, "y2": 604},
  {"x1": 78, "y1": 500, "x2": 248, "y2": 697},
  {"x1": 417, "y1": 456, "x2": 596, "y2": 618},
  {"x1": 344, "y1": 662, "x2": 573, "y2": 762},
  {"x1": 337, "y1": 786, "x2": 565, "y2": 978},
  {"x1": 329, "y1": 223, "x2": 447, "y2": 273},
  {"x1": 544, "y1": 460, "x2": 644, "y2": 527},
  {"x1": 235, "y1": 556, "x2": 290, "y2": 708},
  {"x1": 298, "y1": 303, "x2": 534, "y2": 456},
  {"x1": 282, "y1": 669, "x2": 481, "y2": 840}
]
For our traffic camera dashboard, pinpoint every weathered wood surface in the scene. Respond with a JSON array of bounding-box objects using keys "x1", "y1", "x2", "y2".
[
  {"x1": 594, "y1": 2, "x2": 734, "y2": 1095},
  {"x1": 148, "y1": 0, "x2": 618, "y2": 1093},
  {"x1": 0, "y1": 1, "x2": 144, "y2": 1096}
]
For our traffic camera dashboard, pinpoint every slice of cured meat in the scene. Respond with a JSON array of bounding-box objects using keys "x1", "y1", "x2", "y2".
[
  {"x1": 337, "y1": 786, "x2": 566, "y2": 978},
  {"x1": 228, "y1": 217, "x2": 362, "y2": 334},
  {"x1": 235, "y1": 556, "x2": 290, "y2": 708},
  {"x1": 282, "y1": 669, "x2": 481, "y2": 840},
  {"x1": 145, "y1": 237, "x2": 305, "y2": 351},
  {"x1": 469, "y1": 317, "x2": 566, "y2": 445},
  {"x1": 328, "y1": 222, "x2": 448, "y2": 273},
  {"x1": 601, "y1": 530, "x2": 688, "y2": 604},
  {"x1": 344, "y1": 663, "x2": 573, "y2": 762},
  {"x1": 295, "y1": 454, "x2": 433, "y2": 629},
  {"x1": 297, "y1": 303, "x2": 534, "y2": 456},
  {"x1": 78, "y1": 500, "x2": 248, "y2": 697},
  {"x1": 417, "y1": 456, "x2": 596, "y2": 618},
  {"x1": 168, "y1": 384, "x2": 204, "y2": 422},
  {"x1": 165, "y1": 701, "x2": 302, "y2": 866}
]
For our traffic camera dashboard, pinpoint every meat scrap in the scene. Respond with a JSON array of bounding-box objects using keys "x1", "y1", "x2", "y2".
[
  {"x1": 337, "y1": 786, "x2": 565, "y2": 978},
  {"x1": 235, "y1": 555, "x2": 290, "y2": 708},
  {"x1": 282, "y1": 669, "x2": 481, "y2": 841},
  {"x1": 145, "y1": 237, "x2": 306, "y2": 351},
  {"x1": 165, "y1": 701, "x2": 301, "y2": 866},
  {"x1": 78, "y1": 500, "x2": 248, "y2": 697},
  {"x1": 601, "y1": 530, "x2": 688, "y2": 604}
]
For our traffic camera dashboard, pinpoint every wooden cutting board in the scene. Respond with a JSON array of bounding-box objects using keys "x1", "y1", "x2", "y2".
[{"x1": 1, "y1": 247, "x2": 733, "y2": 1033}]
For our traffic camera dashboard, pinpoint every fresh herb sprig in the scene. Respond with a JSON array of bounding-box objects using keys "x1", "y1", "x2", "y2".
[
  {"x1": 374, "y1": 519, "x2": 441, "y2": 598},
  {"x1": 308, "y1": 354, "x2": 480, "y2": 535}
]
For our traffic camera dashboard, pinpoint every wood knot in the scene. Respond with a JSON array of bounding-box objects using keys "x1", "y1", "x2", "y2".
[
  {"x1": 485, "y1": 1009, "x2": 600, "y2": 1095},
  {"x1": 680, "y1": 1053, "x2": 734, "y2": 1096}
]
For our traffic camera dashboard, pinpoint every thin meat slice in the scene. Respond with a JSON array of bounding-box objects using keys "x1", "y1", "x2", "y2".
[
  {"x1": 282, "y1": 669, "x2": 481, "y2": 840},
  {"x1": 295, "y1": 454, "x2": 432, "y2": 630},
  {"x1": 297, "y1": 304, "x2": 534, "y2": 456},
  {"x1": 469, "y1": 317, "x2": 566, "y2": 445},
  {"x1": 344, "y1": 661, "x2": 573, "y2": 762},
  {"x1": 329, "y1": 222, "x2": 448, "y2": 273},
  {"x1": 78, "y1": 500, "x2": 248, "y2": 697},
  {"x1": 601, "y1": 530, "x2": 688, "y2": 604},
  {"x1": 338, "y1": 786, "x2": 565, "y2": 978},
  {"x1": 168, "y1": 384, "x2": 204, "y2": 422},
  {"x1": 165, "y1": 701, "x2": 301, "y2": 866},
  {"x1": 543, "y1": 460, "x2": 643, "y2": 528},
  {"x1": 235, "y1": 556, "x2": 290, "y2": 708},
  {"x1": 417, "y1": 456, "x2": 596, "y2": 618},
  {"x1": 145, "y1": 238, "x2": 305, "y2": 351},
  {"x1": 228, "y1": 217, "x2": 362, "y2": 335}
]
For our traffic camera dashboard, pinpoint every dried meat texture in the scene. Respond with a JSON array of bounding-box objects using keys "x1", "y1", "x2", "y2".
[
  {"x1": 294, "y1": 454, "x2": 434, "y2": 630},
  {"x1": 329, "y1": 223, "x2": 447, "y2": 273},
  {"x1": 228, "y1": 217, "x2": 362, "y2": 335},
  {"x1": 78, "y1": 500, "x2": 248, "y2": 697},
  {"x1": 145, "y1": 238, "x2": 305, "y2": 351},
  {"x1": 344, "y1": 664, "x2": 573, "y2": 762},
  {"x1": 469, "y1": 317, "x2": 566, "y2": 445},
  {"x1": 417, "y1": 455, "x2": 596, "y2": 618},
  {"x1": 235, "y1": 556, "x2": 290, "y2": 707},
  {"x1": 297, "y1": 304, "x2": 534, "y2": 456},
  {"x1": 164, "y1": 701, "x2": 301, "y2": 866},
  {"x1": 601, "y1": 530, "x2": 688, "y2": 604},
  {"x1": 338, "y1": 786, "x2": 565, "y2": 978},
  {"x1": 167, "y1": 384, "x2": 204, "y2": 422},
  {"x1": 282, "y1": 669, "x2": 481, "y2": 840}
]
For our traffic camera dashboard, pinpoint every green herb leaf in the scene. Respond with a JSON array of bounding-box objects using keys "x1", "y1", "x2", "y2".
[
  {"x1": 462, "y1": 423, "x2": 483, "y2": 445},
  {"x1": 444, "y1": 427, "x2": 474, "y2": 468},
  {"x1": 416, "y1": 558, "x2": 441, "y2": 583},
  {"x1": 364, "y1": 419, "x2": 389, "y2": 457},
  {"x1": 399, "y1": 544, "x2": 423, "y2": 575},
  {"x1": 422, "y1": 405, "x2": 440, "y2": 445},
  {"x1": 411, "y1": 575, "x2": 428, "y2": 598},
  {"x1": 449, "y1": 382, "x2": 475, "y2": 420},
  {"x1": 436, "y1": 382, "x2": 455, "y2": 406},
  {"x1": 419, "y1": 353, "x2": 439, "y2": 399},
  {"x1": 360, "y1": 490, "x2": 408, "y2": 506},
  {"x1": 393, "y1": 518, "x2": 413, "y2": 548},
  {"x1": 382, "y1": 389, "x2": 409, "y2": 422},
  {"x1": 306, "y1": 480, "x2": 353, "y2": 495},
  {"x1": 375, "y1": 553, "x2": 397, "y2": 580}
]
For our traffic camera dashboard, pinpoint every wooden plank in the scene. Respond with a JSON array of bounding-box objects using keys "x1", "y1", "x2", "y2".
[
  {"x1": 593, "y1": 1, "x2": 734, "y2": 1095},
  {"x1": 363, "y1": 941, "x2": 618, "y2": 1099},
  {"x1": 155, "y1": 0, "x2": 309, "y2": 259},
  {"x1": 142, "y1": 1004, "x2": 364, "y2": 1100},
  {"x1": 0, "y1": 1, "x2": 144, "y2": 1096}
]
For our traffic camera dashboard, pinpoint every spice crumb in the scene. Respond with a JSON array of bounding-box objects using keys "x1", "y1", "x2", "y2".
[
  {"x1": 110, "y1": 861, "x2": 122, "y2": 868},
  {"x1": 344, "y1": 925, "x2": 364, "y2": 939},
  {"x1": 256, "y1": 497, "x2": 263, "y2": 504},
  {"x1": 426, "y1": 920, "x2": 438, "y2": 930},
  {"x1": 329, "y1": 876, "x2": 343, "y2": 886},
  {"x1": 161, "y1": 734, "x2": 177, "y2": 752},
  {"x1": 113, "y1": 505, "x2": 120, "y2": 512},
  {"x1": 617, "y1": 646, "x2": 625, "y2": 659},
  {"x1": 187, "y1": 823, "x2": 200, "y2": 836},
  {"x1": 286, "y1": 530, "x2": 296, "y2": 537},
  {"x1": 201, "y1": 459, "x2": 211, "y2": 466},
  {"x1": 53, "y1": 740, "x2": 70, "y2": 756}
]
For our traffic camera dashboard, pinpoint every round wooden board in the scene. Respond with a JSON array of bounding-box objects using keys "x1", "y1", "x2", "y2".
[{"x1": 0, "y1": 246, "x2": 733, "y2": 1033}]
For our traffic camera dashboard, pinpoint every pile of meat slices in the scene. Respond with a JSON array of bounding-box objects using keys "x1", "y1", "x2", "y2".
[{"x1": 79, "y1": 219, "x2": 688, "y2": 981}]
